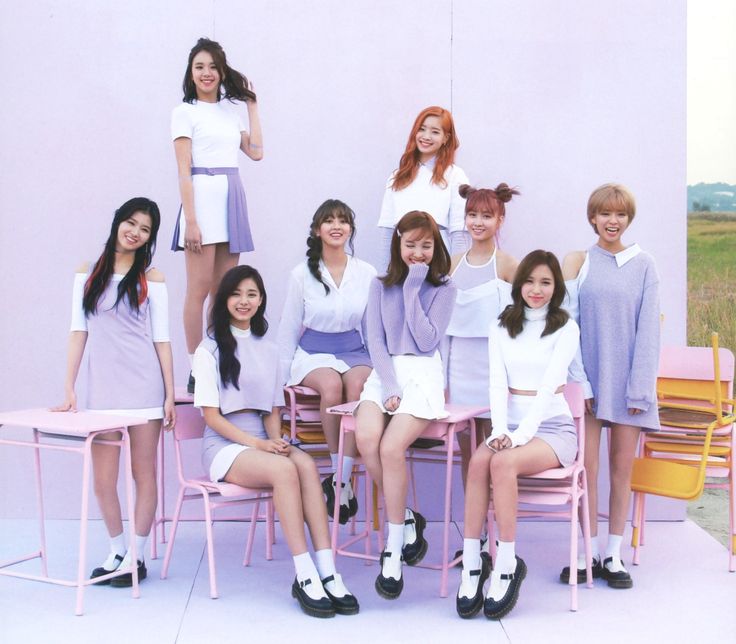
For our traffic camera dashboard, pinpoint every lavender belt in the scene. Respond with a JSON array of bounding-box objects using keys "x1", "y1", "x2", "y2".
[
  {"x1": 171, "y1": 166, "x2": 254, "y2": 254},
  {"x1": 298, "y1": 328, "x2": 371, "y2": 369}
]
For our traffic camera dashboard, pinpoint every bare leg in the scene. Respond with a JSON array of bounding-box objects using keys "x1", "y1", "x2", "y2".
[
  {"x1": 354, "y1": 402, "x2": 387, "y2": 494},
  {"x1": 490, "y1": 439, "x2": 560, "y2": 541},
  {"x1": 183, "y1": 245, "x2": 216, "y2": 353},
  {"x1": 91, "y1": 431, "x2": 123, "y2": 537},
  {"x1": 463, "y1": 444, "x2": 493, "y2": 539},
  {"x1": 302, "y1": 368, "x2": 348, "y2": 455},
  {"x1": 288, "y1": 448, "x2": 332, "y2": 551},
  {"x1": 379, "y1": 414, "x2": 431, "y2": 525},
  {"x1": 584, "y1": 415, "x2": 603, "y2": 537},
  {"x1": 208, "y1": 243, "x2": 239, "y2": 317},
  {"x1": 224, "y1": 450, "x2": 309, "y2": 555},
  {"x1": 340, "y1": 366, "x2": 371, "y2": 458},
  {"x1": 129, "y1": 420, "x2": 162, "y2": 537},
  {"x1": 607, "y1": 423, "x2": 641, "y2": 536},
  {"x1": 458, "y1": 418, "x2": 492, "y2": 489}
]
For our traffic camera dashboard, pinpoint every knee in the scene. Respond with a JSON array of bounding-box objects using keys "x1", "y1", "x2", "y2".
[
  {"x1": 468, "y1": 448, "x2": 491, "y2": 480},
  {"x1": 379, "y1": 440, "x2": 404, "y2": 469},
  {"x1": 272, "y1": 460, "x2": 300, "y2": 490},
  {"x1": 319, "y1": 379, "x2": 343, "y2": 405},
  {"x1": 490, "y1": 451, "x2": 515, "y2": 481}
]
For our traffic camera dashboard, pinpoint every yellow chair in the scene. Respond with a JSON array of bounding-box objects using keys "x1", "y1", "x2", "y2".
[{"x1": 630, "y1": 333, "x2": 735, "y2": 570}]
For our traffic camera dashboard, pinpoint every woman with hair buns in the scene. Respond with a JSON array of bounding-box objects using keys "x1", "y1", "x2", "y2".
[
  {"x1": 447, "y1": 183, "x2": 519, "y2": 492},
  {"x1": 376, "y1": 106, "x2": 469, "y2": 270},
  {"x1": 171, "y1": 37, "x2": 263, "y2": 393},
  {"x1": 278, "y1": 199, "x2": 376, "y2": 524}
]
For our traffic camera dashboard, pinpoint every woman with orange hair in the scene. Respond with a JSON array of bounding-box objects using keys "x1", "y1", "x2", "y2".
[{"x1": 376, "y1": 106, "x2": 469, "y2": 270}]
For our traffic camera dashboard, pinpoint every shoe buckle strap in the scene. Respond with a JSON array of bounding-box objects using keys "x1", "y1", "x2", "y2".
[
  {"x1": 321, "y1": 574, "x2": 335, "y2": 584},
  {"x1": 299, "y1": 578, "x2": 312, "y2": 588},
  {"x1": 500, "y1": 572, "x2": 515, "y2": 581},
  {"x1": 404, "y1": 517, "x2": 415, "y2": 526}
]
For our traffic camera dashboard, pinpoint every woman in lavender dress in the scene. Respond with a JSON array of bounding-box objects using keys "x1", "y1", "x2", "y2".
[
  {"x1": 355, "y1": 211, "x2": 456, "y2": 599},
  {"x1": 561, "y1": 183, "x2": 660, "y2": 589},
  {"x1": 193, "y1": 266, "x2": 358, "y2": 618},
  {"x1": 54, "y1": 198, "x2": 176, "y2": 587}
]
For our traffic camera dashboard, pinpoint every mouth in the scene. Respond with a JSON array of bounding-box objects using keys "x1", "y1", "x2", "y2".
[
  {"x1": 124, "y1": 234, "x2": 138, "y2": 244},
  {"x1": 604, "y1": 226, "x2": 619, "y2": 234}
]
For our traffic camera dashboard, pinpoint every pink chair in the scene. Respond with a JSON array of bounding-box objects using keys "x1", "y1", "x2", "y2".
[
  {"x1": 328, "y1": 401, "x2": 487, "y2": 597},
  {"x1": 159, "y1": 405, "x2": 275, "y2": 599},
  {"x1": 486, "y1": 382, "x2": 593, "y2": 611}
]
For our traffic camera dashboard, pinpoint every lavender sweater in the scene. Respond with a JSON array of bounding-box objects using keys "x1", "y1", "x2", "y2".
[
  {"x1": 579, "y1": 244, "x2": 660, "y2": 431},
  {"x1": 365, "y1": 263, "x2": 456, "y2": 400}
]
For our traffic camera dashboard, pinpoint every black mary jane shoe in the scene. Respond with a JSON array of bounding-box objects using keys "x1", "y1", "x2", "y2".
[
  {"x1": 187, "y1": 372, "x2": 196, "y2": 395},
  {"x1": 601, "y1": 557, "x2": 633, "y2": 589},
  {"x1": 89, "y1": 554, "x2": 124, "y2": 585},
  {"x1": 291, "y1": 578, "x2": 336, "y2": 618},
  {"x1": 456, "y1": 556, "x2": 491, "y2": 619},
  {"x1": 323, "y1": 474, "x2": 358, "y2": 525},
  {"x1": 322, "y1": 574, "x2": 360, "y2": 615},
  {"x1": 483, "y1": 556, "x2": 527, "y2": 620},
  {"x1": 375, "y1": 551, "x2": 403, "y2": 600},
  {"x1": 402, "y1": 509, "x2": 428, "y2": 566},
  {"x1": 560, "y1": 557, "x2": 603, "y2": 584},
  {"x1": 110, "y1": 559, "x2": 147, "y2": 588}
]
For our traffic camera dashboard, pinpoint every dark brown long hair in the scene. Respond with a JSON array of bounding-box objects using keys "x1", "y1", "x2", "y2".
[
  {"x1": 182, "y1": 38, "x2": 256, "y2": 103},
  {"x1": 498, "y1": 250, "x2": 569, "y2": 339},
  {"x1": 381, "y1": 211, "x2": 450, "y2": 287},
  {"x1": 306, "y1": 199, "x2": 356, "y2": 295}
]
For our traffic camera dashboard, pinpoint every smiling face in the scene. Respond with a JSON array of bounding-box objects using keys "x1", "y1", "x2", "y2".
[
  {"x1": 116, "y1": 211, "x2": 152, "y2": 253},
  {"x1": 316, "y1": 211, "x2": 352, "y2": 250},
  {"x1": 590, "y1": 206, "x2": 630, "y2": 251},
  {"x1": 227, "y1": 277, "x2": 263, "y2": 330},
  {"x1": 415, "y1": 115, "x2": 448, "y2": 162},
  {"x1": 465, "y1": 209, "x2": 502, "y2": 243},
  {"x1": 521, "y1": 263, "x2": 555, "y2": 309},
  {"x1": 400, "y1": 229, "x2": 435, "y2": 266},
  {"x1": 191, "y1": 50, "x2": 221, "y2": 101}
]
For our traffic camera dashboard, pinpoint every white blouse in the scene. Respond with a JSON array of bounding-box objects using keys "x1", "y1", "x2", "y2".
[
  {"x1": 277, "y1": 256, "x2": 377, "y2": 384},
  {"x1": 488, "y1": 306, "x2": 580, "y2": 447}
]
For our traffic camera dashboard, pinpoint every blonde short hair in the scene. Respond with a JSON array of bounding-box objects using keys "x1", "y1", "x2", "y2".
[{"x1": 587, "y1": 183, "x2": 636, "y2": 232}]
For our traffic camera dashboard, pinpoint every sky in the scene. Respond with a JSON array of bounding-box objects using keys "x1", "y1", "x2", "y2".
[{"x1": 688, "y1": 0, "x2": 736, "y2": 185}]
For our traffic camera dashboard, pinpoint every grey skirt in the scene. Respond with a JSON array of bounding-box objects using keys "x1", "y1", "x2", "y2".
[
  {"x1": 202, "y1": 411, "x2": 268, "y2": 482},
  {"x1": 510, "y1": 414, "x2": 578, "y2": 467}
]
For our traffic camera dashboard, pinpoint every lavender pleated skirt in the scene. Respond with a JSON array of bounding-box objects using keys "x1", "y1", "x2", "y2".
[
  {"x1": 171, "y1": 166, "x2": 254, "y2": 253},
  {"x1": 202, "y1": 411, "x2": 267, "y2": 482},
  {"x1": 509, "y1": 415, "x2": 578, "y2": 468}
]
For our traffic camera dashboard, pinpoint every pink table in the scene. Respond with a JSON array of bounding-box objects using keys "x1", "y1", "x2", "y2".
[
  {"x1": 327, "y1": 402, "x2": 488, "y2": 597},
  {"x1": 0, "y1": 408, "x2": 146, "y2": 615}
]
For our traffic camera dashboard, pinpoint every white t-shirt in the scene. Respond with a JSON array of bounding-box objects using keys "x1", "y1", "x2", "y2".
[{"x1": 171, "y1": 100, "x2": 245, "y2": 167}]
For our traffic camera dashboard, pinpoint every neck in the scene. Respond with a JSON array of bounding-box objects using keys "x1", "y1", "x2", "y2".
[
  {"x1": 196, "y1": 92, "x2": 218, "y2": 104},
  {"x1": 596, "y1": 238, "x2": 626, "y2": 253},
  {"x1": 321, "y1": 244, "x2": 347, "y2": 266},
  {"x1": 466, "y1": 239, "x2": 495, "y2": 263},
  {"x1": 114, "y1": 249, "x2": 135, "y2": 274},
  {"x1": 230, "y1": 319, "x2": 251, "y2": 331},
  {"x1": 418, "y1": 152, "x2": 436, "y2": 165}
]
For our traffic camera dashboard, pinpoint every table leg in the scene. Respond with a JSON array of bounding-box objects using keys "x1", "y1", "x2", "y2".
[
  {"x1": 32, "y1": 429, "x2": 48, "y2": 577},
  {"x1": 75, "y1": 435, "x2": 94, "y2": 616},
  {"x1": 122, "y1": 428, "x2": 140, "y2": 599}
]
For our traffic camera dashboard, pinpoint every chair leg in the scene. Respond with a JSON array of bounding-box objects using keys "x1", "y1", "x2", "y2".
[
  {"x1": 729, "y1": 471, "x2": 735, "y2": 572},
  {"x1": 160, "y1": 489, "x2": 186, "y2": 579},
  {"x1": 631, "y1": 491, "x2": 643, "y2": 566},
  {"x1": 569, "y1": 491, "x2": 579, "y2": 612},
  {"x1": 580, "y1": 473, "x2": 593, "y2": 589},
  {"x1": 243, "y1": 502, "x2": 259, "y2": 566},
  {"x1": 202, "y1": 497, "x2": 218, "y2": 599}
]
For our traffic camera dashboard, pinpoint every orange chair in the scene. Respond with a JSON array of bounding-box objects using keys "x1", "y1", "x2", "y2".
[
  {"x1": 486, "y1": 382, "x2": 593, "y2": 611},
  {"x1": 630, "y1": 333, "x2": 735, "y2": 571},
  {"x1": 160, "y1": 405, "x2": 274, "y2": 598},
  {"x1": 281, "y1": 385, "x2": 332, "y2": 468}
]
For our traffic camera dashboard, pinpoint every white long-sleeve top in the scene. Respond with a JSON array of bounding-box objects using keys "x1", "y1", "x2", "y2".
[
  {"x1": 377, "y1": 162, "x2": 469, "y2": 233},
  {"x1": 277, "y1": 256, "x2": 377, "y2": 384},
  {"x1": 488, "y1": 305, "x2": 580, "y2": 447}
]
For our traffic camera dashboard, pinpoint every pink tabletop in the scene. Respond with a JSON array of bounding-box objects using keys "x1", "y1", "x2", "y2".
[
  {"x1": 0, "y1": 408, "x2": 147, "y2": 437},
  {"x1": 327, "y1": 401, "x2": 488, "y2": 422},
  {"x1": 175, "y1": 387, "x2": 194, "y2": 404}
]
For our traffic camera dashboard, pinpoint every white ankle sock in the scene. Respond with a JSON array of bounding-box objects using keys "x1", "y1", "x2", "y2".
[
  {"x1": 330, "y1": 453, "x2": 339, "y2": 472},
  {"x1": 384, "y1": 522, "x2": 404, "y2": 579},
  {"x1": 293, "y1": 552, "x2": 328, "y2": 599},
  {"x1": 188, "y1": 353, "x2": 194, "y2": 368},
  {"x1": 134, "y1": 534, "x2": 148, "y2": 562},
  {"x1": 605, "y1": 534, "x2": 626, "y2": 571},
  {"x1": 340, "y1": 456, "x2": 355, "y2": 487},
  {"x1": 403, "y1": 508, "x2": 417, "y2": 545},
  {"x1": 462, "y1": 538, "x2": 481, "y2": 572},
  {"x1": 109, "y1": 532, "x2": 126, "y2": 558},
  {"x1": 496, "y1": 540, "x2": 516, "y2": 573},
  {"x1": 314, "y1": 548, "x2": 336, "y2": 580}
]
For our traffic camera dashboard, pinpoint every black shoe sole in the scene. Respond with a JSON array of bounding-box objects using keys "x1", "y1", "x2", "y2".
[
  {"x1": 560, "y1": 560, "x2": 603, "y2": 584},
  {"x1": 89, "y1": 568, "x2": 115, "y2": 586},
  {"x1": 374, "y1": 574, "x2": 403, "y2": 600},
  {"x1": 601, "y1": 557, "x2": 633, "y2": 589},
  {"x1": 291, "y1": 584, "x2": 336, "y2": 618},
  {"x1": 110, "y1": 565, "x2": 147, "y2": 588},
  {"x1": 484, "y1": 557, "x2": 527, "y2": 620}
]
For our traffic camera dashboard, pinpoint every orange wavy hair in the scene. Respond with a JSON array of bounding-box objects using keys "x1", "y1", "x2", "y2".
[{"x1": 391, "y1": 106, "x2": 459, "y2": 191}]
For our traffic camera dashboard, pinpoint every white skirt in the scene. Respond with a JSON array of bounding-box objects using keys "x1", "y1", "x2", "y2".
[
  {"x1": 287, "y1": 346, "x2": 352, "y2": 386},
  {"x1": 177, "y1": 174, "x2": 230, "y2": 247},
  {"x1": 359, "y1": 351, "x2": 448, "y2": 420}
]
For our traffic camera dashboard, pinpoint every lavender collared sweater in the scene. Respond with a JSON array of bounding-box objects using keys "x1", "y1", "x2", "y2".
[
  {"x1": 579, "y1": 244, "x2": 661, "y2": 431},
  {"x1": 365, "y1": 263, "x2": 456, "y2": 401}
]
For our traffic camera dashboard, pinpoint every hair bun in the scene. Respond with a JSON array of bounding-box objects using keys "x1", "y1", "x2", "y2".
[
  {"x1": 458, "y1": 184, "x2": 475, "y2": 199},
  {"x1": 494, "y1": 183, "x2": 520, "y2": 204}
]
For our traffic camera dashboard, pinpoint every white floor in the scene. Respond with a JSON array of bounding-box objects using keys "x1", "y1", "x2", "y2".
[{"x1": 1, "y1": 518, "x2": 734, "y2": 643}]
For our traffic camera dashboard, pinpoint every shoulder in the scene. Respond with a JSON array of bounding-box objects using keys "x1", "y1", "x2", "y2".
[
  {"x1": 290, "y1": 262, "x2": 308, "y2": 280},
  {"x1": 446, "y1": 164, "x2": 468, "y2": 182},
  {"x1": 146, "y1": 267, "x2": 165, "y2": 283},
  {"x1": 450, "y1": 252, "x2": 464, "y2": 274},
  {"x1": 171, "y1": 102, "x2": 194, "y2": 118},
  {"x1": 562, "y1": 251, "x2": 586, "y2": 280},
  {"x1": 198, "y1": 336, "x2": 219, "y2": 356},
  {"x1": 495, "y1": 250, "x2": 518, "y2": 283},
  {"x1": 560, "y1": 316, "x2": 580, "y2": 336},
  {"x1": 351, "y1": 256, "x2": 378, "y2": 275},
  {"x1": 75, "y1": 261, "x2": 91, "y2": 274}
]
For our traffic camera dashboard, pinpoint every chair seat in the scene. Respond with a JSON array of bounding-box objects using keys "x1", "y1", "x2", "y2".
[
  {"x1": 659, "y1": 405, "x2": 720, "y2": 427},
  {"x1": 190, "y1": 476, "x2": 267, "y2": 498},
  {"x1": 645, "y1": 441, "x2": 731, "y2": 457},
  {"x1": 631, "y1": 457, "x2": 703, "y2": 500},
  {"x1": 520, "y1": 465, "x2": 578, "y2": 481}
]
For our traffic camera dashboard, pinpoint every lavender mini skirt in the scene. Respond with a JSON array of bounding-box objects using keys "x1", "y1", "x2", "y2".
[{"x1": 202, "y1": 411, "x2": 267, "y2": 482}]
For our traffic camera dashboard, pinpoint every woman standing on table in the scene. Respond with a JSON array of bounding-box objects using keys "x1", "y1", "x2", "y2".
[
  {"x1": 55, "y1": 197, "x2": 176, "y2": 587},
  {"x1": 171, "y1": 37, "x2": 263, "y2": 392},
  {"x1": 560, "y1": 183, "x2": 660, "y2": 589},
  {"x1": 355, "y1": 211, "x2": 456, "y2": 599},
  {"x1": 376, "y1": 106, "x2": 469, "y2": 269},
  {"x1": 278, "y1": 199, "x2": 376, "y2": 525},
  {"x1": 456, "y1": 250, "x2": 580, "y2": 620},
  {"x1": 194, "y1": 265, "x2": 358, "y2": 618}
]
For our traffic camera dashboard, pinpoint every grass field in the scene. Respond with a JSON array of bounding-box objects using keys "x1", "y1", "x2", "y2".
[{"x1": 687, "y1": 212, "x2": 736, "y2": 355}]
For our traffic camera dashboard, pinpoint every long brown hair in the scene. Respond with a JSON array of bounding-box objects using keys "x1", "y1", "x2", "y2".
[
  {"x1": 182, "y1": 38, "x2": 256, "y2": 103},
  {"x1": 392, "y1": 107, "x2": 458, "y2": 191},
  {"x1": 381, "y1": 211, "x2": 450, "y2": 287},
  {"x1": 498, "y1": 250, "x2": 569, "y2": 339}
]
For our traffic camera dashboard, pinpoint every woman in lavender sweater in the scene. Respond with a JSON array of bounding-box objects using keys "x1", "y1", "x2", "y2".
[
  {"x1": 54, "y1": 198, "x2": 176, "y2": 587},
  {"x1": 355, "y1": 211, "x2": 456, "y2": 599},
  {"x1": 561, "y1": 183, "x2": 660, "y2": 589}
]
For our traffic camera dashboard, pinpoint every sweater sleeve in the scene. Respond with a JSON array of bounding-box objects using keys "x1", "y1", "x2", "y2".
[
  {"x1": 563, "y1": 278, "x2": 593, "y2": 399},
  {"x1": 402, "y1": 264, "x2": 457, "y2": 352},
  {"x1": 510, "y1": 320, "x2": 581, "y2": 447},
  {"x1": 625, "y1": 259, "x2": 660, "y2": 411},
  {"x1": 365, "y1": 278, "x2": 401, "y2": 401},
  {"x1": 277, "y1": 267, "x2": 305, "y2": 385},
  {"x1": 487, "y1": 323, "x2": 511, "y2": 442}
]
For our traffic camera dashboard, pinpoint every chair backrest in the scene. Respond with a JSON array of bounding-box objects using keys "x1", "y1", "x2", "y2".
[
  {"x1": 564, "y1": 381, "x2": 586, "y2": 460},
  {"x1": 282, "y1": 385, "x2": 326, "y2": 444},
  {"x1": 173, "y1": 404, "x2": 206, "y2": 441}
]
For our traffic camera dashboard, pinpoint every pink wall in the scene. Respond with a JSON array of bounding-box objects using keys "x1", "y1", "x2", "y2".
[{"x1": 0, "y1": 1, "x2": 686, "y2": 519}]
